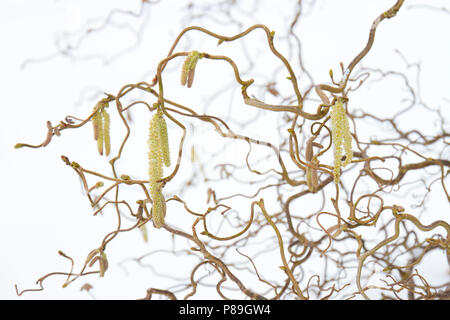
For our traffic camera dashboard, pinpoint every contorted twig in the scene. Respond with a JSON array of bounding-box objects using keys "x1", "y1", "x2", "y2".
[{"x1": 14, "y1": 0, "x2": 450, "y2": 300}]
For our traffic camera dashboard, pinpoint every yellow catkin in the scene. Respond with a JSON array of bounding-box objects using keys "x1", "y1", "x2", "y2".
[
  {"x1": 102, "y1": 108, "x2": 111, "y2": 156},
  {"x1": 92, "y1": 113, "x2": 100, "y2": 141},
  {"x1": 191, "y1": 145, "x2": 198, "y2": 163},
  {"x1": 139, "y1": 224, "x2": 148, "y2": 242},
  {"x1": 99, "y1": 252, "x2": 108, "y2": 277},
  {"x1": 180, "y1": 50, "x2": 202, "y2": 88},
  {"x1": 157, "y1": 111, "x2": 170, "y2": 167},
  {"x1": 148, "y1": 115, "x2": 163, "y2": 189},
  {"x1": 148, "y1": 109, "x2": 170, "y2": 228},
  {"x1": 96, "y1": 110, "x2": 104, "y2": 156},
  {"x1": 151, "y1": 189, "x2": 166, "y2": 229},
  {"x1": 180, "y1": 60, "x2": 189, "y2": 87},
  {"x1": 330, "y1": 98, "x2": 352, "y2": 184}
]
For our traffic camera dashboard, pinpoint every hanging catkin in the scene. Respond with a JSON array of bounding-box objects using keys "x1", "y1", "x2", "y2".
[
  {"x1": 330, "y1": 98, "x2": 352, "y2": 184},
  {"x1": 92, "y1": 101, "x2": 111, "y2": 156},
  {"x1": 180, "y1": 50, "x2": 202, "y2": 88},
  {"x1": 148, "y1": 109, "x2": 170, "y2": 228}
]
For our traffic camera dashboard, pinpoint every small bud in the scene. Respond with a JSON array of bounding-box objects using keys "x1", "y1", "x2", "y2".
[
  {"x1": 393, "y1": 205, "x2": 405, "y2": 213},
  {"x1": 14, "y1": 143, "x2": 25, "y2": 149},
  {"x1": 71, "y1": 161, "x2": 80, "y2": 169},
  {"x1": 80, "y1": 283, "x2": 93, "y2": 292},
  {"x1": 61, "y1": 155, "x2": 70, "y2": 165},
  {"x1": 94, "y1": 181, "x2": 104, "y2": 188}
]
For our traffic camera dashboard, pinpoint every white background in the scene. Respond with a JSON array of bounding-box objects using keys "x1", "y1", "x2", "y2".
[{"x1": 1, "y1": 0, "x2": 449, "y2": 299}]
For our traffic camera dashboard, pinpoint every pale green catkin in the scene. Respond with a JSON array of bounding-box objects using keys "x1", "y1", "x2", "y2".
[
  {"x1": 158, "y1": 111, "x2": 170, "y2": 167},
  {"x1": 92, "y1": 102, "x2": 112, "y2": 156},
  {"x1": 95, "y1": 110, "x2": 104, "y2": 156},
  {"x1": 330, "y1": 98, "x2": 352, "y2": 184},
  {"x1": 151, "y1": 189, "x2": 166, "y2": 229},
  {"x1": 139, "y1": 224, "x2": 148, "y2": 242},
  {"x1": 102, "y1": 108, "x2": 111, "y2": 156},
  {"x1": 148, "y1": 109, "x2": 170, "y2": 228},
  {"x1": 92, "y1": 110, "x2": 100, "y2": 141},
  {"x1": 148, "y1": 115, "x2": 163, "y2": 190},
  {"x1": 180, "y1": 50, "x2": 202, "y2": 88}
]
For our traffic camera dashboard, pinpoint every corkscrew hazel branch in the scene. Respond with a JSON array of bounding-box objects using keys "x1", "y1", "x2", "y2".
[
  {"x1": 305, "y1": 136, "x2": 323, "y2": 193},
  {"x1": 15, "y1": 0, "x2": 450, "y2": 300}
]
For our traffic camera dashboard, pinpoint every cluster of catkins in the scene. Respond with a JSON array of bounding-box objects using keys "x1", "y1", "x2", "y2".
[{"x1": 92, "y1": 101, "x2": 111, "y2": 156}]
